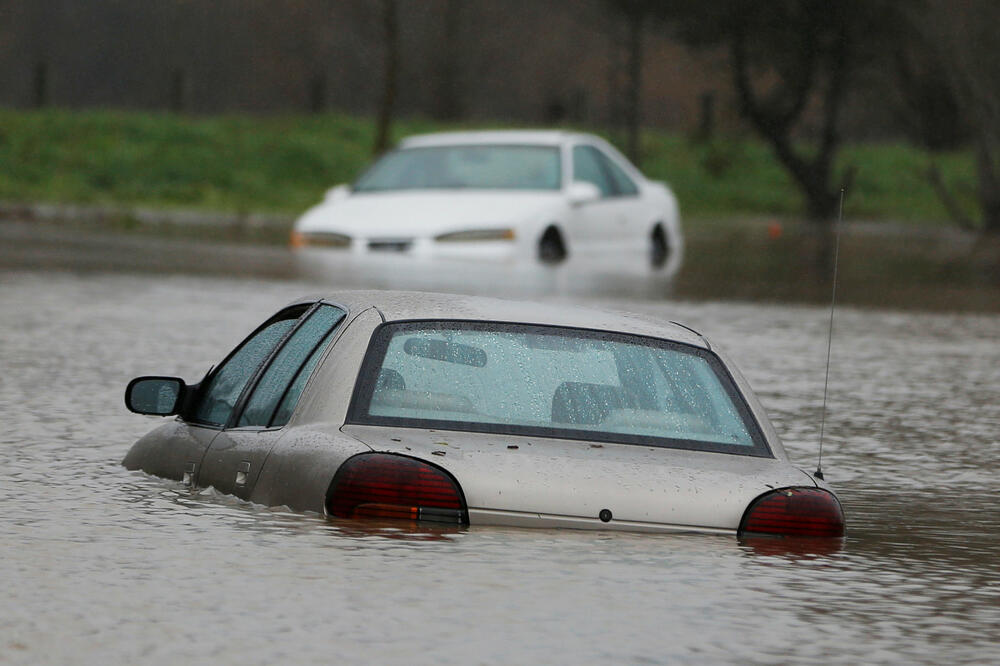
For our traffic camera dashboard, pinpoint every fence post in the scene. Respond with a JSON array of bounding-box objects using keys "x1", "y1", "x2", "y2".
[
  {"x1": 697, "y1": 90, "x2": 716, "y2": 142},
  {"x1": 33, "y1": 62, "x2": 49, "y2": 108},
  {"x1": 170, "y1": 68, "x2": 188, "y2": 112},
  {"x1": 309, "y1": 73, "x2": 326, "y2": 113}
]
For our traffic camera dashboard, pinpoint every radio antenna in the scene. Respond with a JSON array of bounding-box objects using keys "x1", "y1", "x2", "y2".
[{"x1": 815, "y1": 188, "x2": 845, "y2": 481}]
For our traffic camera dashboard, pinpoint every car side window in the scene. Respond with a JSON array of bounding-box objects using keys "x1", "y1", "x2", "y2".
[
  {"x1": 270, "y1": 326, "x2": 337, "y2": 427},
  {"x1": 238, "y1": 304, "x2": 346, "y2": 427},
  {"x1": 594, "y1": 149, "x2": 639, "y2": 196},
  {"x1": 572, "y1": 145, "x2": 614, "y2": 197},
  {"x1": 191, "y1": 308, "x2": 306, "y2": 427}
]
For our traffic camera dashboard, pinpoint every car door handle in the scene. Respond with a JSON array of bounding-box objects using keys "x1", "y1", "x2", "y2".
[
  {"x1": 235, "y1": 461, "x2": 251, "y2": 487},
  {"x1": 182, "y1": 462, "x2": 197, "y2": 487}
]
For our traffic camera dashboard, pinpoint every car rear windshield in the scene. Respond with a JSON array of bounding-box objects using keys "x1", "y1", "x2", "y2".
[
  {"x1": 353, "y1": 145, "x2": 561, "y2": 192},
  {"x1": 349, "y1": 321, "x2": 770, "y2": 457}
]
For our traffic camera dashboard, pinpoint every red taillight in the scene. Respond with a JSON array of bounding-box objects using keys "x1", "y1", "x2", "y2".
[
  {"x1": 327, "y1": 453, "x2": 467, "y2": 524},
  {"x1": 739, "y1": 487, "x2": 845, "y2": 537}
]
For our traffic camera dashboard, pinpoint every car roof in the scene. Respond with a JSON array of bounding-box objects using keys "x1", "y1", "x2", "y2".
[
  {"x1": 399, "y1": 130, "x2": 595, "y2": 148},
  {"x1": 313, "y1": 290, "x2": 708, "y2": 349}
]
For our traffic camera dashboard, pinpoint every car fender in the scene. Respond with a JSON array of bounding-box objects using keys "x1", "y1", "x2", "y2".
[
  {"x1": 528, "y1": 198, "x2": 576, "y2": 248},
  {"x1": 645, "y1": 183, "x2": 681, "y2": 230},
  {"x1": 649, "y1": 216, "x2": 683, "y2": 254},
  {"x1": 292, "y1": 199, "x2": 334, "y2": 233},
  {"x1": 122, "y1": 419, "x2": 220, "y2": 483},
  {"x1": 249, "y1": 306, "x2": 384, "y2": 512},
  {"x1": 646, "y1": 184, "x2": 684, "y2": 272},
  {"x1": 249, "y1": 425, "x2": 372, "y2": 512},
  {"x1": 535, "y1": 220, "x2": 567, "y2": 245}
]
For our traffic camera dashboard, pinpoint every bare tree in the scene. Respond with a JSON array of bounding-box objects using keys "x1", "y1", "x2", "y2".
[
  {"x1": 904, "y1": 0, "x2": 1000, "y2": 233},
  {"x1": 604, "y1": 1, "x2": 658, "y2": 166},
  {"x1": 661, "y1": 0, "x2": 904, "y2": 223}
]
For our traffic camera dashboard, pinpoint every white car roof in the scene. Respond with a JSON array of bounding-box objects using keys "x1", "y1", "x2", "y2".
[
  {"x1": 399, "y1": 130, "x2": 592, "y2": 148},
  {"x1": 314, "y1": 290, "x2": 708, "y2": 349}
]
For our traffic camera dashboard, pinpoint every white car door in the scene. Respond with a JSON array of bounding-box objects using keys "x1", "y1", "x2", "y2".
[{"x1": 569, "y1": 144, "x2": 648, "y2": 257}]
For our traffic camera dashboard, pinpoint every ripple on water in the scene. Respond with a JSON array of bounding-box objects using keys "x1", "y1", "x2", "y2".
[{"x1": 0, "y1": 270, "x2": 998, "y2": 664}]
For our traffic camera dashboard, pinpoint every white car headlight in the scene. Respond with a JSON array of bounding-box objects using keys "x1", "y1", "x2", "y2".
[
  {"x1": 434, "y1": 228, "x2": 516, "y2": 242},
  {"x1": 290, "y1": 231, "x2": 352, "y2": 248}
]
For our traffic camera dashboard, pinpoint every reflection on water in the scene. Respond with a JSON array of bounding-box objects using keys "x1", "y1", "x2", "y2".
[
  {"x1": 1, "y1": 244, "x2": 998, "y2": 662},
  {"x1": 5, "y1": 218, "x2": 999, "y2": 309},
  {"x1": 738, "y1": 535, "x2": 847, "y2": 558}
]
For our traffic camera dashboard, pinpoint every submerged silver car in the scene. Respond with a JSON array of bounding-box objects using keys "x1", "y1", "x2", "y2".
[{"x1": 124, "y1": 291, "x2": 844, "y2": 537}]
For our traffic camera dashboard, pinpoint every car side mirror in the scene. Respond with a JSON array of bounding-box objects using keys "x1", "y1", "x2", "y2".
[
  {"x1": 125, "y1": 376, "x2": 186, "y2": 416},
  {"x1": 567, "y1": 181, "x2": 601, "y2": 206}
]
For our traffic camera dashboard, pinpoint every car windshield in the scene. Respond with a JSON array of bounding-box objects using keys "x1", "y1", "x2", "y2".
[
  {"x1": 353, "y1": 145, "x2": 561, "y2": 192},
  {"x1": 350, "y1": 322, "x2": 769, "y2": 456}
]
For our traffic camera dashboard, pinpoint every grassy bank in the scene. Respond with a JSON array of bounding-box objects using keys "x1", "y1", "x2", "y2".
[{"x1": 0, "y1": 108, "x2": 978, "y2": 224}]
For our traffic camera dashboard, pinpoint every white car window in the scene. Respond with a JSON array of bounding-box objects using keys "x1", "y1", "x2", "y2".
[
  {"x1": 574, "y1": 145, "x2": 639, "y2": 197},
  {"x1": 595, "y1": 149, "x2": 639, "y2": 196},
  {"x1": 353, "y1": 145, "x2": 561, "y2": 191},
  {"x1": 572, "y1": 145, "x2": 615, "y2": 197}
]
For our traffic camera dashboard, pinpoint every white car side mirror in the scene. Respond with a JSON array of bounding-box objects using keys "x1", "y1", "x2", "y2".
[
  {"x1": 567, "y1": 181, "x2": 602, "y2": 206},
  {"x1": 324, "y1": 184, "x2": 351, "y2": 202}
]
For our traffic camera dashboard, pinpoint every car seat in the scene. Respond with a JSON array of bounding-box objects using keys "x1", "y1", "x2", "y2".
[{"x1": 551, "y1": 381, "x2": 625, "y2": 425}]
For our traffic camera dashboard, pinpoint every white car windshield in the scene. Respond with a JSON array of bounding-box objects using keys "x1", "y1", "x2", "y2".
[
  {"x1": 351, "y1": 322, "x2": 769, "y2": 456},
  {"x1": 353, "y1": 145, "x2": 562, "y2": 192}
]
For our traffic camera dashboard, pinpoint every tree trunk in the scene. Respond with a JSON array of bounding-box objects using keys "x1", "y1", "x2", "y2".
[
  {"x1": 170, "y1": 68, "x2": 189, "y2": 113},
  {"x1": 696, "y1": 91, "x2": 715, "y2": 143},
  {"x1": 976, "y1": 140, "x2": 1000, "y2": 233},
  {"x1": 625, "y1": 10, "x2": 643, "y2": 166},
  {"x1": 434, "y1": 0, "x2": 462, "y2": 121},
  {"x1": 728, "y1": 7, "x2": 849, "y2": 225},
  {"x1": 34, "y1": 62, "x2": 48, "y2": 108},
  {"x1": 309, "y1": 73, "x2": 326, "y2": 114},
  {"x1": 801, "y1": 166, "x2": 840, "y2": 223},
  {"x1": 373, "y1": 0, "x2": 398, "y2": 156}
]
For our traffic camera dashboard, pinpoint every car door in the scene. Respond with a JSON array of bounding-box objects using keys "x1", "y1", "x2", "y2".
[
  {"x1": 173, "y1": 304, "x2": 307, "y2": 488},
  {"x1": 196, "y1": 303, "x2": 347, "y2": 498},
  {"x1": 592, "y1": 146, "x2": 650, "y2": 249},
  {"x1": 569, "y1": 143, "x2": 646, "y2": 255},
  {"x1": 122, "y1": 416, "x2": 221, "y2": 487}
]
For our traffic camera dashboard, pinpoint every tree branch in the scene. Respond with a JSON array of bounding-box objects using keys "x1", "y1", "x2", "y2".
[
  {"x1": 818, "y1": 18, "x2": 850, "y2": 167},
  {"x1": 730, "y1": 12, "x2": 824, "y2": 216}
]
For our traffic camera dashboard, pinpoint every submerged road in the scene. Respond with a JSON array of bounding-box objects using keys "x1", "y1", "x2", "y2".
[{"x1": 1, "y1": 221, "x2": 998, "y2": 663}]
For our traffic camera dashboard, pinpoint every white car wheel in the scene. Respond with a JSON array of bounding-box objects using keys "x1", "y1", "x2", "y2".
[{"x1": 538, "y1": 227, "x2": 567, "y2": 265}]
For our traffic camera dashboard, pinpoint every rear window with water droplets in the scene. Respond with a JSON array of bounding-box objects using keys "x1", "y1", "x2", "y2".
[{"x1": 349, "y1": 321, "x2": 770, "y2": 457}]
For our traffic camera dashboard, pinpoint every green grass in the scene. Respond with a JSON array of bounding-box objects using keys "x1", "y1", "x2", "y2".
[
  {"x1": 640, "y1": 132, "x2": 978, "y2": 226},
  {"x1": 0, "y1": 108, "x2": 979, "y2": 224}
]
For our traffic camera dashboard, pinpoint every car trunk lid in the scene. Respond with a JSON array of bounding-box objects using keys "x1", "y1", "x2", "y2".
[{"x1": 340, "y1": 424, "x2": 814, "y2": 533}]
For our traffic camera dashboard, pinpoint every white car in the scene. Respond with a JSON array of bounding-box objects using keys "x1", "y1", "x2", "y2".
[{"x1": 291, "y1": 130, "x2": 683, "y2": 273}]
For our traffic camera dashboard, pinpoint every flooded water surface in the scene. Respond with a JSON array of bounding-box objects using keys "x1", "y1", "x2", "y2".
[{"x1": 1, "y1": 230, "x2": 999, "y2": 664}]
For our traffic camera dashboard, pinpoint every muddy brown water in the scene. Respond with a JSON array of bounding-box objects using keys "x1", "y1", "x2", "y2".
[{"x1": 1, "y1": 223, "x2": 998, "y2": 664}]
